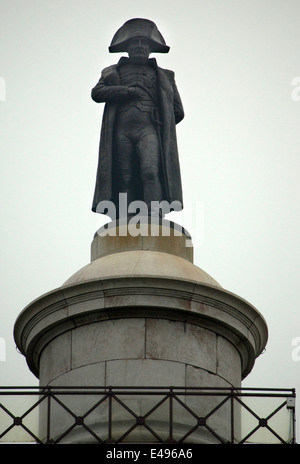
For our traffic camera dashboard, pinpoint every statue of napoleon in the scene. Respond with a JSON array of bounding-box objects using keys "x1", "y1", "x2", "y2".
[{"x1": 91, "y1": 18, "x2": 184, "y2": 219}]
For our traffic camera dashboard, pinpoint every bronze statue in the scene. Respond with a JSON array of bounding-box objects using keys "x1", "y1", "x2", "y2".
[{"x1": 91, "y1": 18, "x2": 184, "y2": 219}]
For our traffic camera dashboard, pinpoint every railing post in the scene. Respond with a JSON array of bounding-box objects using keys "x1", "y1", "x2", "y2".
[
  {"x1": 230, "y1": 388, "x2": 234, "y2": 444},
  {"x1": 291, "y1": 389, "x2": 296, "y2": 444},
  {"x1": 46, "y1": 388, "x2": 51, "y2": 443},
  {"x1": 169, "y1": 387, "x2": 173, "y2": 443},
  {"x1": 108, "y1": 386, "x2": 112, "y2": 443}
]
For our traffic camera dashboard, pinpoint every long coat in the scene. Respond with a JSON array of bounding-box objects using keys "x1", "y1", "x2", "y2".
[{"x1": 91, "y1": 57, "x2": 184, "y2": 214}]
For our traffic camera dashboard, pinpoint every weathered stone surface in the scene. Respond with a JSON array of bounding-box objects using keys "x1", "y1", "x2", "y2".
[
  {"x1": 51, "y1": 363, "x2": 106, "y2": 387},
  {"x1": 64, "y1": 250, "x2": 220, "y2": 288},
  {"x1": 71, "y1": 318, "x2": 145, "y2": 369},
  {"x1": 216, "y1": 335, "x2": 242, "y2": 386},
  {"x1": 145, "y1": 318, "x2": 217, "y2": 372},
  {"x1": 106, "y1": 358, "x2": 185, "y2": 386},
  {"x1": 39, "y1": 332, "x2": 71, "y2": 385},
  {"x1": 91, "y1": 220, "x2": 193, "y2": 262}
]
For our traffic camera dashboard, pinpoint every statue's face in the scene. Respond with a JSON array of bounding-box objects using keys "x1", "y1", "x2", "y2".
[{"x1": 127, "y1": 38, "x2": 151, "y2": 60}]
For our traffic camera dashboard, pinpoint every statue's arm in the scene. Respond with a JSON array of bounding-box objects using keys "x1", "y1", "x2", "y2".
[
  {"x1": 91, "y1": 75, "x2": 144, "y2": 104},
  {"x1": 91, "y1": 76, "x2": 131, "y2": 103},
  {"x1": 173, "y1": 81, "x2": 184, "y2": 124}
]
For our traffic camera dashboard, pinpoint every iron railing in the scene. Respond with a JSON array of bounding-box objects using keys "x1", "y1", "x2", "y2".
[{"x1": 0, "y1": 386, "x2": 296, "y2": 444}]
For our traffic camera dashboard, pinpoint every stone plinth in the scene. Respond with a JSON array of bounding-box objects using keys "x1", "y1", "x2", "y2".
[{"x1": 14, "y1": 219, "x2": 268, "y2": 443}]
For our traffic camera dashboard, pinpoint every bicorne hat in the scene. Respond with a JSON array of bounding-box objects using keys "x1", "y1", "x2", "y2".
[{"x1": 109, "y1": 18, "x2": 170, "y2": 53}]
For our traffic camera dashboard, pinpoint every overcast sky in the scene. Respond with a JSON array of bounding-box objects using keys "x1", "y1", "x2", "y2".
[{"x1": 1, "y1": 0, "x2": 299, "y2": 441}]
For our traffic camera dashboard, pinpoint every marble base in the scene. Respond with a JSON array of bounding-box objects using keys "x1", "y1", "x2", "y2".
[{"x1": 14, "y1": 220, "x2": 268, "y2": 443}]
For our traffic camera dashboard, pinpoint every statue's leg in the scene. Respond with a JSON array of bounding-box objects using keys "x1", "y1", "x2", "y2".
[
  {"x1": 114, "y1": 131, "x2": 136, "y2": 217},
  {"x1": 136, "y1": 130, "x2": 163, "y2": 212}
]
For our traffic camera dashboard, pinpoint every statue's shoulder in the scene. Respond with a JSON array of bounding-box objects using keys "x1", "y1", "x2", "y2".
[
  {"x1": 150, "y1": 59, "x2": 175, "y2": 81},
  {"x1": 101, "y1": 64, "x2": 118, "y2": 79},
  {"x1": 157, "y1": 66, "x2": 175, "y2": 82}
]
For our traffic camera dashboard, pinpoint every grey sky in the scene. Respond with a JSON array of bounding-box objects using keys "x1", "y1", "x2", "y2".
[{"x1": 0, "y1": 0, "x2": 299, "y2": 440}]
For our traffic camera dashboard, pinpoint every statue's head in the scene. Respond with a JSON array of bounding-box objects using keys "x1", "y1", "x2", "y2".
[
  {"x1": 109, "y1": 18, "x2": 170, "y2": 54},
  {"x1": 127, "y1": 37, "x2": 151, "y2": 60}
]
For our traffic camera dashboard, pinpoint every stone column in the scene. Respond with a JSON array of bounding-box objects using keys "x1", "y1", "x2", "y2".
[{"x1": 14, "y1": 219, "x2": 268, "y2": 443}]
